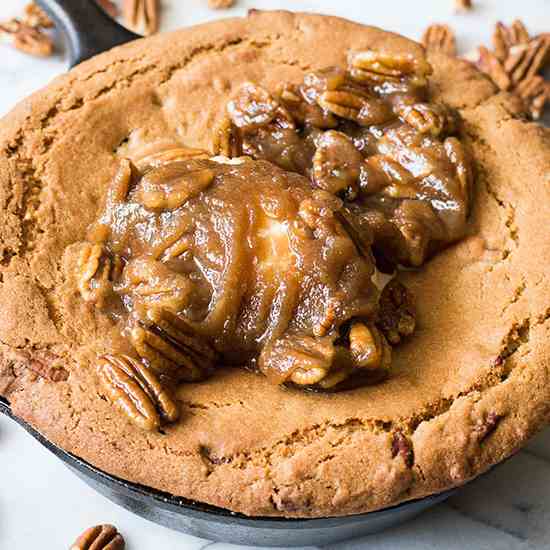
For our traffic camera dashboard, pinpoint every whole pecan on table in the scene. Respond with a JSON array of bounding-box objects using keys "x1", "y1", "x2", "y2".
[
  {"x1": 70, "y1": 524, "x2": 125, "y2": 550},
  {"x1": 123, "y1": 0, "x2": 160, "y2": 35},
  {"x1": 0, "y1": 2, "x2": 54, "y2": 57},
  {"x1": 421, "y1": 24, "x2": 457, "y2": 57}
]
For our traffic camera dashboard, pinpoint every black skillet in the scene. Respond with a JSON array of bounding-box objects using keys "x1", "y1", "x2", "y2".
[{"x1": 0, "y1": 1, "x2": 456, "y2": 545}]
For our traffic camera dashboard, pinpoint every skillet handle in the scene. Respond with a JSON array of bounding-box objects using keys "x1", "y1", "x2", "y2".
[
  {"x1": 35, "y1": 0, "x2": 141, "y2": 67},
  {"x1": 0, "y1": 395, "x2": 12, "y2": 418}
]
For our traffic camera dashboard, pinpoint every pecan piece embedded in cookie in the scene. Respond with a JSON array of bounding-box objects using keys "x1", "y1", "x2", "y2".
[
  {"x1": 97, "y1": 354, "x2": 179, "y2": 431},
  {"x1": 70, "y1": 524, "x2": 125, "y2": 550}
]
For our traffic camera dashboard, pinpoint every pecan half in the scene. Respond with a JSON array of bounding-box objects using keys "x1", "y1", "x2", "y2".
[
  {"x1": 475, "y1": 46, "x2": 511, "y2": 91},
  {"x1": 312, "y1": 130, "x2": 363, "y2": 196},
  {"x1": 421, "y1": 24, "x2": 457, "y2": 56},
  {"x1": 130, "y1": 308, "x2": 216, "y2": 382},
  {"x1": 212, "y1": 116, "x2": 243, "y2": 157},
  {"x1": 493, "y1": 20, "x2": 530, "y2": 62},
  {"x1": 123, "y1": 0, "x2": 160, "y2": 35},
  {"x1": 348, "y1": 321, "x2": 392, "y2": 371},
  {"x1": 77, "y1": 243, "x2": 122, "y2": 308},
  {"x1": 135, "y1": 162, "x2": 215, "y2": 211},
  {"x1": 504, "y1": 36, "x2": 550, "y2": 86},
  {"x1": 516, "y1": 75, "x2": 550, "y2": 120},
  {"x1": 454, "y1": 0, "x2": 473, "y2": 12},
  {"x1": 0, "y1": 19, "x2": 53, "y2": 57},
  {"x1": 24, "y1": 3, "x2": 54, "y2": 28},
  {"x1": 70, "y1": 524, "x2": 125, "y2": 550},
  {"x1": 376, "y1": 280, "x2": 416, "y2": 345},
  {"x1": 348, "y1": 50, "x2": 433, "y2": 88},
  {"x1": 97, "y1": 354, "x2": 179, "y2": 431},
  {"x1": 259, "y1": 333, "x2": 338, "y2": 387},
  {"x1": 397, "y1": 103, "x2": 452, "y2": 136},
  {"x1": 208, "y1": 0, "x2": 235, "y2": 8}
]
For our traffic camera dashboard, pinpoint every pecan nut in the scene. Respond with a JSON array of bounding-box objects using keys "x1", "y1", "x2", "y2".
[
  {"x1": 348, "y1": 50, "x2": 433, "y2": 88},
  {"x1": 0, "y1": 19, "x2": 53, "y2": 57},
  {"x1": 212, "y1": 116, "x2": 244, "y2": 157},
  {"x1": 493, "y1": 20, "x2": 530, "y2": 62},
  {"x1": 421, "y1": 24, "x2": 457, "y2": 56},
  {"x1": 376, "y1": 280, "x2": 416, "y2": 345},
  {"x1": 70, "y1": 524, "x2": 125, "y2": 550},
  {"x1": 98, "y1": 354, "x2": 179, "y2": 431},
  {"x1": 259, "y1": 333, "x2": 338, "y2": 387},
  {"x1": 348, "y1": 321, "x2": 392, "y2": 371},
  {"x1": 135, "y1": 161, "x2": 215, "y2": 211},
  {"x1": 24, "y1": 3, "x2": 54, "y2": 29},
  {"x1": 77, "y1": 243, "x2": 122, "y2": 308},
  {"x1": 123, "y1": 0, "x2": 160, "y2": 35},
  {"x1": 475, "y1": 45, "x2": 511, "y2": 91},
  {"x1": 130, "y1": 308, "x2": 217, "y2": 382},
  {"x1": 312, "y1": 130, "x2": 363, "y2": 196}
]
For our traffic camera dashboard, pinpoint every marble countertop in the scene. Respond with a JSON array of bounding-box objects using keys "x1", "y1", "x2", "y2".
[{"x1": 1, "y1": 1, "x2": 549, "y2": 548}]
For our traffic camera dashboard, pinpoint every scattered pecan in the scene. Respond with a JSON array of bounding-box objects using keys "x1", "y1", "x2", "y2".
[
  {"x1": 516, "y1": 75, "x2": 550, "y2": 119},
  {"x1": 391, "y1": 431, "x2": 414, "y2": 468},
  {"x1": 208, "y1": 0, "x2": 236, "y2": 8},
  {"x1": 504, "y1": 36, "x2": 550, "y2": 86},
  {"x1": 130, "y1": 308, "x2": 216, "y2": 382},
  {"x1": 475, "y1": 45, "x2": 511, "y2": 91},
  {"x1": 24, "y1": 3, "x2": 54, "y2": 29},
  {"x1": 96, "y1": 0, "x2": 121, "y2": 18},
  {"x1": 377, "y1": 280, "x2": 416, "y2": 345},
  {"x1": 123, "y1": 0, "x2": 160, "y2": 35},
  {"x1": 70, "y1": 524, "x2": 125, "y2": 550},
  {"x1": 0, "y1": 19, "x2": 53, "y2": 57},
  {"x1": 454, "y1": 0, "x2": 472, "y2": 11},
  {"x1": 493, "y1": 20, "x2": 530, "y2": 62},
  {"x1": 474, "y1": 412, "x2": 502, "y2": 442},
  {"x1": 421, "y1": 24, "x2": 457, "y2": 56},
  {"x1": 98, "y1": 353, "x2": 179, "y2": 431}
]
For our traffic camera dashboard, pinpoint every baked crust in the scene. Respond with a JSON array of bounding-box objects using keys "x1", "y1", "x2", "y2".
[{"x1": 1, "y1": 10, "x2": 549, "y2": 518}]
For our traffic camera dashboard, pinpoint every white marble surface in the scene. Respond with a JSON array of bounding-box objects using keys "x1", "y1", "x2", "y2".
[{"x1": 1, "y1": 0, "x2": 550, "y2": 548}]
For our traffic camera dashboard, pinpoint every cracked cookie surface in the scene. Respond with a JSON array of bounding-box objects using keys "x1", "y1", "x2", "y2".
[{"x1": 0, "y1": 10, "x2": 550, "y2": 518}]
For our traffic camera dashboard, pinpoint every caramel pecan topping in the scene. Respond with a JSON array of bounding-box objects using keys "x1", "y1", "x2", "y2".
[
  {"x1": 259, "y1": 333, "x2": 339, "y2": 387},
  {"x1": 421, "y1": 24, "x2": 457, "y2": 57},
  {"x1": 348, "y1": 50, "x2": 433, "y2": 88},
  {"x1": 135, "y1": 162, "x2": 215, "y2": 211},
  {"x1": 130, "y1": 308, "x2": 216, "y2": 382},
  {"x1": 77, "y1": 243, "x2": 122, "y2": 308},
  {"x1": 377, "y1": 280, "x2": 416, "y2": 345},
  {"x1": 70, "y1": 524, "x2": 125, "y2": 550},
  {"x1": 212, "y1": 116, "x2": 244, "y2": 158},
  {"x1": 348, "y1": 321, "x2": 392, "y2": 371},
  {"x1": 98, "y1": 354, "x2": 179, "y2": 431}
]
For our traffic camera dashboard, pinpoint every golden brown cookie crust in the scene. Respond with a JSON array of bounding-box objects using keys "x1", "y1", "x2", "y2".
[{"x1": 1, "y1": 10, "x2": 549, "y2": 518}]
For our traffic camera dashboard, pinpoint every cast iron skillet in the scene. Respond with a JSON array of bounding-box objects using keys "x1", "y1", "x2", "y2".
[{"x1": 0, "y1": 1, "x2": 456, "y2": 546}]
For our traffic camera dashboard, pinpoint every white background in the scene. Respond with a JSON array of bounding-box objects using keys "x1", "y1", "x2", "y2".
[{"x1": 1, "y1": 1, "x2": 550, "y2": 548}]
